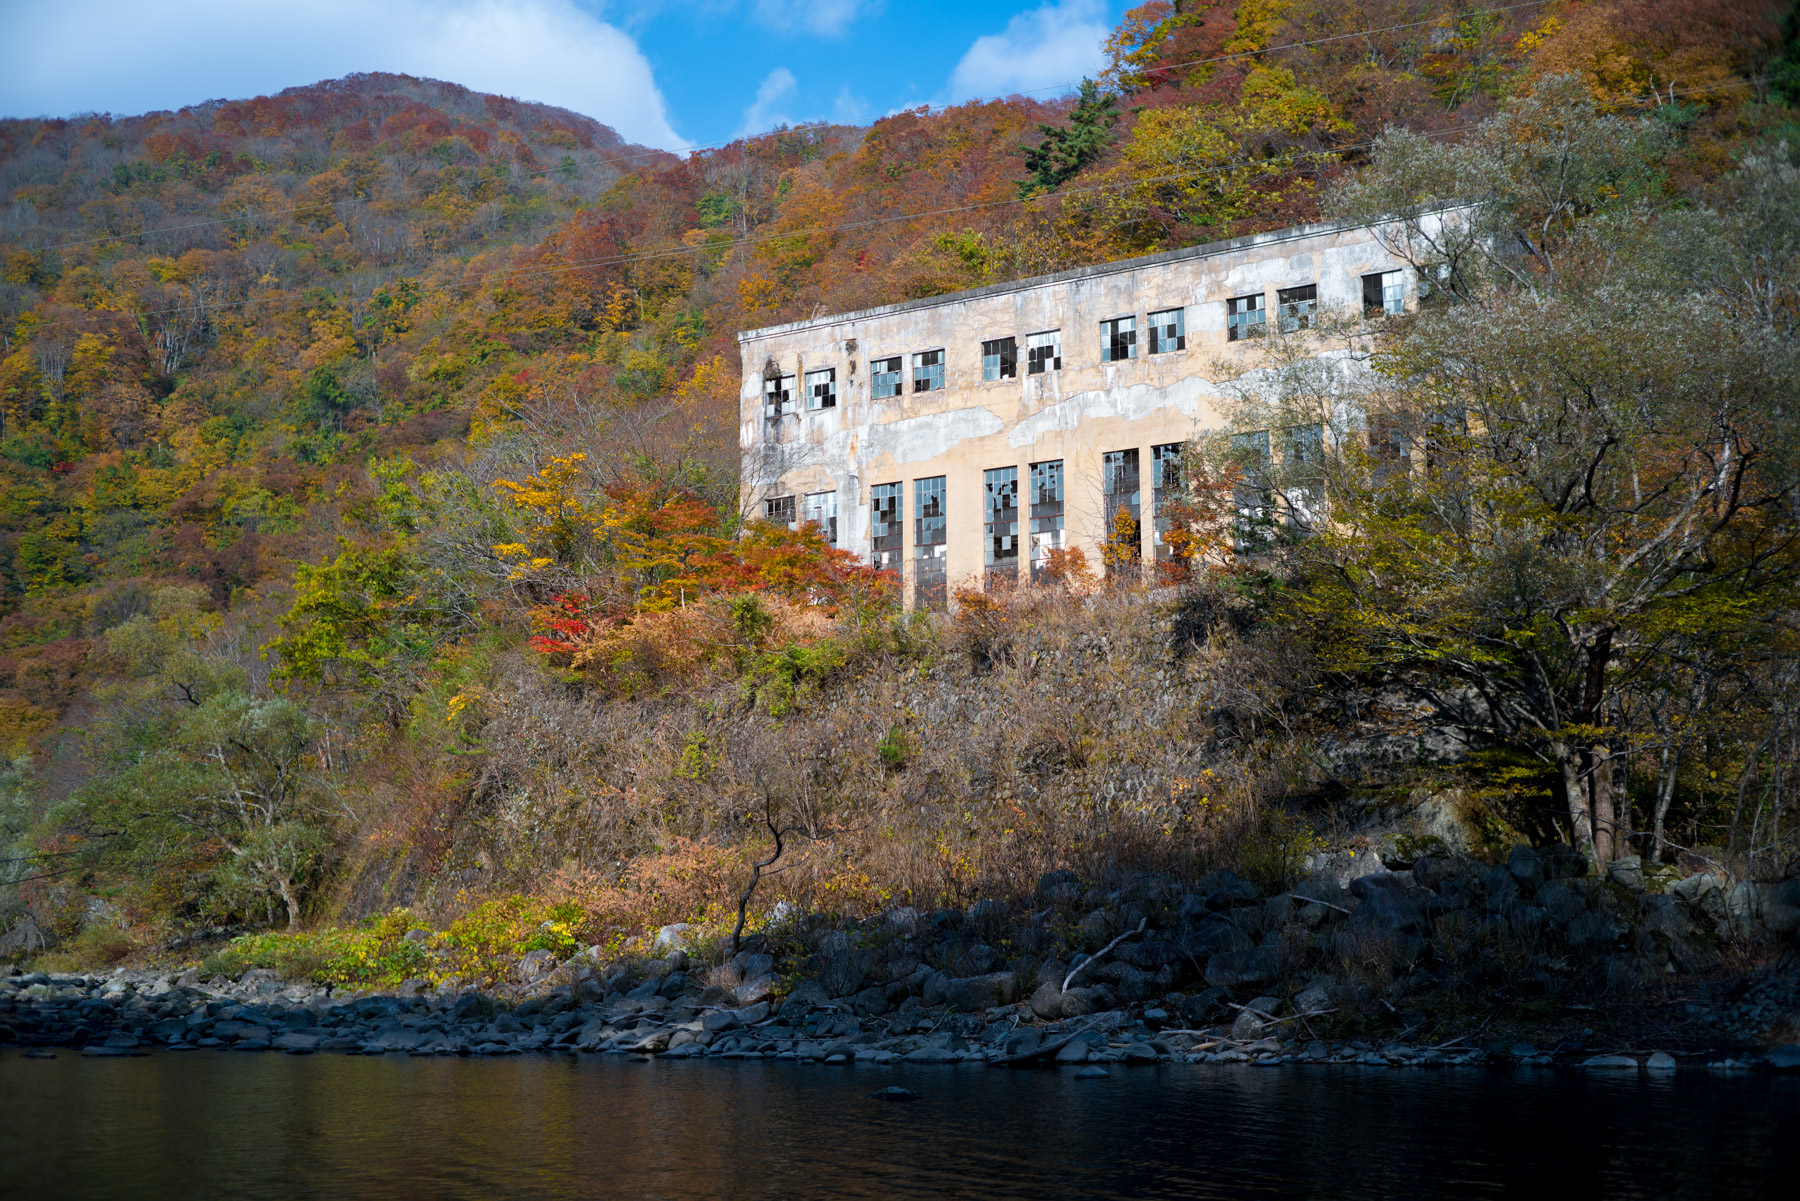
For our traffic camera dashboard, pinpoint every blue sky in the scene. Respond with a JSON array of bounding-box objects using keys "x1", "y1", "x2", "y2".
[{"x1": 0, "y1": 1, "x2": 1127, "y2": 150}]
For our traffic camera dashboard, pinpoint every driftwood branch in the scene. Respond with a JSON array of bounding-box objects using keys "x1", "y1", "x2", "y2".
[
  {"x1": 1062, "y1": 918, "x2": 1147, "y2": 993},
  {"x1": 1274, "y1": 891, "x2": 1351, "y2": 915}
]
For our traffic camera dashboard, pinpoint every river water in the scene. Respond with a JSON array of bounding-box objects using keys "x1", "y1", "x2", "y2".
[{"x1": 1, "y1": 1053, "x2": 1793, "y2": 1199}]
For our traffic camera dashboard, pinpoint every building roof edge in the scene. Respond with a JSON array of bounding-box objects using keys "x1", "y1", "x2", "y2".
[{"x1": 733, "y1": 210, "x2": 1446, "y2": 344}]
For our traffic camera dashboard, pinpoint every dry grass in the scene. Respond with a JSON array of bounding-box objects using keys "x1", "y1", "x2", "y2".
[{"x1": 344, "y1": 579, "x2": 1331, "y2": 938}]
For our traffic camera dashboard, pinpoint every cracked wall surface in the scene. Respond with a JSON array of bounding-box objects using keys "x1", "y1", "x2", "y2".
[{"x1": 738, "y1": 216, "x2": 1415, "y2": 603}]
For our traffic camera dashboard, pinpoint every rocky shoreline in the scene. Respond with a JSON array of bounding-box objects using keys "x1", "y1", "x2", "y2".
[{"x1": 7, "y1": 846, "x2": 1800, "y2": 1077}]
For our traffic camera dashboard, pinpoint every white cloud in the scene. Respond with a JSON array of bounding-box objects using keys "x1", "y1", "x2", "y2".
[
  {"x1": 751, "y1": 1, "x2": 873, "y2": 37},
  {"x1": 0, "y1": 0, "x2": 688, "y2": 149},
  {"x1": 736, "y1": 67, "x2": 799, "y2": 136},
  {"x1": 944, "y1": 0, "x2": 1112, "y2": 103}
]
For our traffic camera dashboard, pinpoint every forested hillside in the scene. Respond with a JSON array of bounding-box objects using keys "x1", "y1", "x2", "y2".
[{"x1": 2, "y1": 1, "x2": 1797, "y2": 972}]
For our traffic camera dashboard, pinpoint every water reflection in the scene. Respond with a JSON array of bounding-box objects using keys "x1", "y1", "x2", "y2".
[{"x1": 2, "y1": 1054, "x2": 1794, "y2": 1199}]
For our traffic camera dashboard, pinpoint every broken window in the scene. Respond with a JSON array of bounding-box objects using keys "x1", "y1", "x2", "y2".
[
  {"x1": 764, "y1": 495, "x2": 796, "y2": 528},
  {"x1": 1100, "y1": 316, "x2": 1137, "y2": 363},
  {"x1": 871, "y1": 356, "x2": 904, "y2": 399},
  {"x1": 1026, "y1": 330, "x2": 1061, "y2": 375},
  {"x1": 1283, "y1": 424, "x2": 1324, "y2": 533},
  {"x1": 1148, "y1": 307, "x2": 1186, "y2": 354},
  {"x1": 1102, "y1": 448, "x2": 1142, "y2": 576},
  {"x1": 912, "y1": 349, "x2": 944, "y2": 393},
  {"x1": 1028, "y1": 459, "x2": 1065, "y2": 583},
  {"x1": 1362, "y1": 269, "x2": 1405, "y2": 317},
  {"x1": 762, "y1": 373, "x2": 795, "y2": 418},
  {"x1": 1369, "y1": 412, "x2": 1412, "y2": 485},
  {"x1": 914, "y1": 475, "x2": 947, "y2": 610},
  {"x1": 983, "y1": 466, "x2": 1019, "y2": 591},
  {"x1": 804, "y1": 490, "x2": 838, "y2": 546},
  {"x1": 1151, "y1": 441, "x2": 1184, "y2": 561},
  {"x1": 804, "y1": 367, "x2": 837, "y2": 411},
  {"x1": 1230, "y1": 430, "x2": 1273, "y2": 552},
  {"x1": 870, "y1": 483, "x2": 903, "y2": 575},
  {"x1": 1226, "y1": 294, "x2": 1265, "y2": 342},
  {"x1": 1277, "y1": 284, "x2": 1318, "y2": 332},
  {"x1": 981, "y1": 336, "x2": 1017, "y2": 381}
]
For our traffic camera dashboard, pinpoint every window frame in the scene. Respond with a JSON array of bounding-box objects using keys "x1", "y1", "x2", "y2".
[
  {"x1": 803, "y1": 490, "x2": 839, "y2": 546},
  {"x1": 871, "y1": 355, "x2": 904, "y2": 400},
  {"x1": 1100, "y1": 315, "x2": 1137, "y2": 363},
  {"x1": 1026, "y1": 329, "x2": 1062, "y2": 375},
  {"x1": 762, "y1": 373, "x2": 795, "y2": 417},
  {"x1": 1147, "y1": 307, "x2": 1186, "y2": 354},
  {"x1": 981, "y1": 336, "x2": 1018, "y2": 382},
  {"x1": 911, "y1": 348, "x2": 945, "y2": 393},
  {"x1": 1226, "y1": 294, "x2": 1266, "y2": 342},
  {"x1": 1277, "y1": 284, "x2": 1318, "y2": 332},
  {"x1": 804, "y1": 366, "x2": 837, "y2": 411}
]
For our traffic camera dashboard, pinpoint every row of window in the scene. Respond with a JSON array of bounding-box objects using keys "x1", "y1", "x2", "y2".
[
  {"x1": 761, "y1": 271, "x2": 1408, "y2": 418},
  {"x1": 764, "y1": 443, "x2": 1187, "y2": 605}
]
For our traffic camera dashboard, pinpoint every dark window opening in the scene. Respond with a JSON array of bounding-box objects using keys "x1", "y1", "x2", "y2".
[
  {"x1": 872, "y1": 356, "x2": 903, "y2": 399},
  {"x1": 1029, "y1": 459, "x2": 1065, "y2": 583},
  {"x1": 1026, "y1": 330, "x2": 1061, "y2": 374},
  {"x1": 1100, "y1": 316, "x2": 1137, "y2": 363},
  {"x1": 1148, "y1": 307, "x2": 1186, "y2": 354},
  {"x1": 763, "y1": 373, "x2": 795, "y2": 418},
  {"x1": 984, "y1": 466, "x2": 1019, "y2": 591},
  {"x1": 805, "y1": 367, "x2": 837, "y2": 411},
  {"x1": 912, "y1": 349, "x2": 944, "y2": 393},
  {"x1": 871, "y1": 483, "x2": 903, "y2": 575},
  {"x1": 1277, "y1": 284, "x2": 1318, "y2": 332},
  {"x1": 765, "y1": 495, "x2": 796, "y2": 528},
  {"x1": 1362, "y1": 269, "x2": 1405, "y2": 317},
  {"x1": 981, "y1": 337, "x2": 1017, "y2": 381},
  {"x1": 1151, "y1": 441, "x2": 1185, "y2": 561},
  {"x1": 804, "y1": 491, "x2": 838, "y2": 546},
  {"x1": 1226, "y1": 294, "x2": 1265, "y2": 342},
  {"x1": 1230, "y1": 430, "x2": 1272, "y2": 552},
  {"x1": 914, "y1": 475, "x2": 947, "y2": 610},
  {"x1": 1103, "y1": 448, "x2": 1141, "y2": 577},
  {"x1": 1283, "y1": 424, "x2": 1324, "y2": 533}
]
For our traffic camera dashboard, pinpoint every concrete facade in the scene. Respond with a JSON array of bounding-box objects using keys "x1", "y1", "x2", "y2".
[{"x1": 737, "y1": 216, "x2": 1415, "y2": 605}]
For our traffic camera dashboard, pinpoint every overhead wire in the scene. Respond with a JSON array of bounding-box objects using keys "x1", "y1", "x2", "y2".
[
  {"x1": 38, "y1": 0, "x2": 1562, "y2": 252},
  {"x1": 23, "y1": 74, "x2": 1761, "y2": 334}
]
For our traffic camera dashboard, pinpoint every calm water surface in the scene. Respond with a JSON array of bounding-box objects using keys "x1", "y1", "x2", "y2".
[{"x1": 1, "y1": 1053, "x2": 1793, "y2": 1199}]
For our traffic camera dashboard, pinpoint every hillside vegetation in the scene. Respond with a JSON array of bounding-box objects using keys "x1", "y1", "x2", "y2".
[{"x1": 1, "y1": 1, "x2": 1798, "y2": 975}]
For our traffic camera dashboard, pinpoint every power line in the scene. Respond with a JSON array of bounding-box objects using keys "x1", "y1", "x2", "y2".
[
  {"x1": 37, "y1": 1, "x2": 1560, "y2": 253},
  {"x1": 24, "y1": 75, "x2": 1757, "y2": 334}
]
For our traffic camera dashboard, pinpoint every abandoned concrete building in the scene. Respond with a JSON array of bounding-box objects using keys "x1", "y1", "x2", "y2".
[{"x1": 737, "y1": 215, "x2": 1419, "y2": 607}]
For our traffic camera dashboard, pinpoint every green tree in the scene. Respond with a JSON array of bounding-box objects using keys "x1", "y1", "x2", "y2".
[
  {"x1": 1019, "y1": 80, "x2": 1121, "y2": 197},
  {"x1": 1234, "y1": 93, "x2": 1800, "y2": 867}
]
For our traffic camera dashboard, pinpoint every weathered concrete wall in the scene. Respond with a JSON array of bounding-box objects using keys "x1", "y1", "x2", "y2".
[{"x1": 738, "y1": 216, "x2": 1412, "y2": 602}]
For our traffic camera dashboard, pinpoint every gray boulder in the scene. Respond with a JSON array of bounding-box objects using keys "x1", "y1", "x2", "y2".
[
  {"x1": 1567, "y1": 909, "x2": 1625, "y2": 948},
  {"x1": 1059, "y1": 987, "x2": 1100, "y2": 1018},
  {"x1": 1507, "y1": 845, "x2": 1545, "y2": 891},
  {"x1": 1029, "y1": 982, "x2": 1064, "y2": 1020},
  {"x1": 945, "y1": 972, "x2": 1016, "y2": 1012},
  {"x1": 1534, "y1": 881, "x2": 1586, "y2": 924},
  {"x1": 733, "y1": 974, "x2": 778, "y2": 1006},
  {"x1": 780, "y1": 979, "x2": 828, "y2": 1016},
  {"x1": 1205, "y1": 947, "x2": 1278, "y2": 989},
  {"x1": 817, "y1": 950, "x2": 871, "y2": 998},
  {"x1": 1606, "y1": 856, "x2": 1645, "y2": 891}
]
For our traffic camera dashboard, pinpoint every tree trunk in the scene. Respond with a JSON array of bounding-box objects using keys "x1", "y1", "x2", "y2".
[
  {"x1": 1557, "y1": 742, "x2": 1597, "y2": 862},
  {"x1": 1591, "y1": 745, "x2": 1617, "y2": 863},
  {"x1": 1652, "y1": 744, "x2": 1680, "y2": 865},
  {"x1": 278, "y1": 877, "x2": 301, "y2": 932}
]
